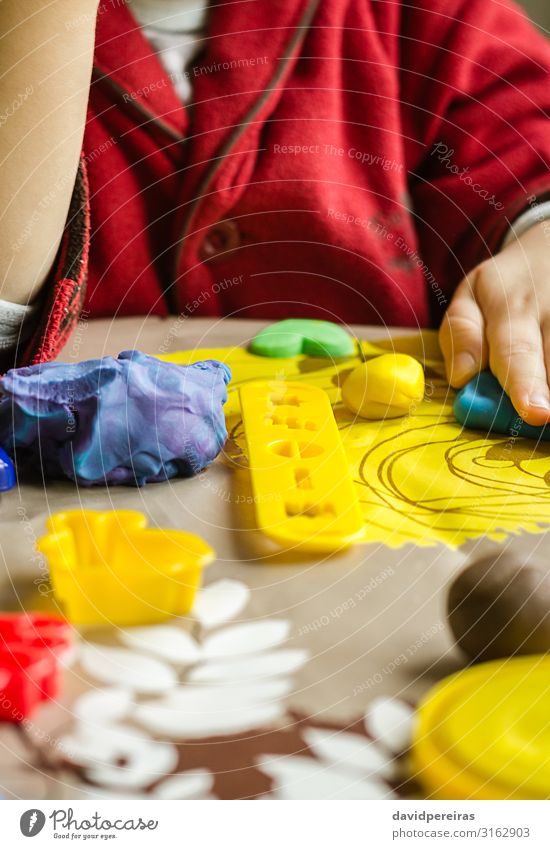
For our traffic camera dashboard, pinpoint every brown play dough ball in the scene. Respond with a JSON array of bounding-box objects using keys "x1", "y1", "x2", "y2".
[{"x1": 447, "y1": 555, "x2": 550, "y2": 662}]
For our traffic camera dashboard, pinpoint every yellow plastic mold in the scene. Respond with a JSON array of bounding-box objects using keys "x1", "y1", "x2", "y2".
[
  {"x1": 37, "y1": 510, "x2": 214, "y2": 626},
  {"x1": 239, "y1": 380, "x2": 364, "y2": 551},
  {"x1": 411, "y1": 655, "x2": 550, "y2": 799}
]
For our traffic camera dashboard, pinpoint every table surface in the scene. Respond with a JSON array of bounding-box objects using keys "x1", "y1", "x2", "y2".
[{"x1": 0, "y1": 317, "x2": 546, "y2": 800}]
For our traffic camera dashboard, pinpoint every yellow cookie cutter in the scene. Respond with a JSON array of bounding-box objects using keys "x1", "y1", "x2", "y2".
[
  {"x1": 239, "y1": 380, "x2": 364, "y2": 551},
  {"x1": 37, "y1": 510, "x2": 214, "y2": 626}
]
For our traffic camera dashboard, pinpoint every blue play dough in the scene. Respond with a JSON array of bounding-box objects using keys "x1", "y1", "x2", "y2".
[
  {"x1": 0, "y1": 350, "x2": 232, "y2": 486},
  {"x1": 453, "y1": 370, "x2": 550, "y2": 440}
]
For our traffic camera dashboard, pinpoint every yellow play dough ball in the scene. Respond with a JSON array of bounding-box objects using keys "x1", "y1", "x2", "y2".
[{"x1": 341, "y1": 353, "x2": 425, "y2": 419}]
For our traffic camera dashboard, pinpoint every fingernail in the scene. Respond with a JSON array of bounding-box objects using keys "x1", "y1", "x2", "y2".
[
  {"x1": 529, "y1": 394, "x2": 550, "y2": 411},
  {"x1": 451, "y1": 352, "x2": 477, "y2": 383}
]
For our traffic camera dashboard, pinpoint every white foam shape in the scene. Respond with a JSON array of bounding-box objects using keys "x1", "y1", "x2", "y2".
[
  {"x1": 202, "y1": 620, "x2": 290, "y2": 659},
  {"x1": 153, "y1": 770, "x2": 214, "y2": 800},
  {"x1": 192, "y1": 579, "x2": 251, "y2": 628},
  {"x1": 64, "y1": 724, "x2": 178, "y2": 790},
  {"x1": 74, "y1": 785, "x2": 148, "y2": 801},
  {"x1": 59, "y1": 732, "x2": 129, "y2": 767},
  {"x1": 303, "y1": 728, "x2": 397, "y2": 780},
  {"x1": 257, "y1": 755, "x2": 396, "y2": 800},
  {"x1": 165, "y1": 679, "x2": 293, "y2": 709},
  {"x1": 364, "y1": 697, "x2": 415, "y2": 755},
  {"x1": 119, "y1": 625, "x2": 201, "y2": 665},
  {"x1": 59, "y1": 724, "x2": 151, "y2": 767},
  {"x1": 81, "y1": 644, "x2": 177, "y2": 694},
  {"x1": 135, "y1": 699, "x2": 283, "y2": 739},
  {"x1": 73, "y1": 688, "x2": 133, "y2": 725},
  {"x1": 59, "y1": 643, "x2": 80, "y2": 668},
  {"x1": 189, "y1": 649, "x2": 310, "y2": 683},
  {"x1": 86, "y1": 735, "x2": 178, "y2": 790}
]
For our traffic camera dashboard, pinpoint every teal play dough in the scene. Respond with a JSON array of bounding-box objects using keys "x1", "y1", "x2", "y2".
[
  {"x1": 453, "y1": 370, "x2": 550, "y2": 440},
  {"x1": 249, "y1": 319, "x2": 355, "y2": 358}
]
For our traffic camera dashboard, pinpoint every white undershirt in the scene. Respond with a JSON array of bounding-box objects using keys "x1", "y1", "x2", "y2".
[
  {"x1": 2, "y1": 1, "x2": 549, "y2": 348},
  {"x1": 127, "y1": 0, "x2": 210, "y2": 101}
]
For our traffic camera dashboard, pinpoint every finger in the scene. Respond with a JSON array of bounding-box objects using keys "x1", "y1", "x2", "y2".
[
  {"x1": 541, "y1": 317, "x2": 550, "y2": 424},
  {"x1": 485, "y1": 311, "x2": 550, "y2": 426},
  {"x1": 439, "y1": 273, "x2": 488, "y2": 387}
]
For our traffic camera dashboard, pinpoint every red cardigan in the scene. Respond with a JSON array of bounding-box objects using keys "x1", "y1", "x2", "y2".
[{"x1": 25, "y1": 0, "x2": 550, "y2": 363}]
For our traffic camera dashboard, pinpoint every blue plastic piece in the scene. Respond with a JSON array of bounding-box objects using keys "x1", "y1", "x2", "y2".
[
  {"x1": 453, "y1": 370, "x2": 550, "y2": 440},
  {"x1": 0, "y1": 448, "x2": 16, "y2": 491}
]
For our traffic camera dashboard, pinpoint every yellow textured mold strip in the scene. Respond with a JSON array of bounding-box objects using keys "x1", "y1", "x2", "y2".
[{"x1": 238, "y1": 380, "x2": 364, "y2": 551}]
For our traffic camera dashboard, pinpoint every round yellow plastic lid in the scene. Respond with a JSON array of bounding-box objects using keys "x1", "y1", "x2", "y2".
[{"x1": 411, "y1": 655, "x2": 550, "y2": 799}]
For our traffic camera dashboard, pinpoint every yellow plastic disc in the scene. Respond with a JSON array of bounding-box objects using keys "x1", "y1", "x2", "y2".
[{"x1": 411, "y1": 655, "x2": 550, "y2": 799}]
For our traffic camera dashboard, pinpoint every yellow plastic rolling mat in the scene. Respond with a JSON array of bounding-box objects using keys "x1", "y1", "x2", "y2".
[
  {"x1": 161, "y1": 330, "x2": 550, "y2": 549},
  {"x1": 411, "y1": 655, "x2": 550, "y2": 799},
  {"x1": 239, "y1": 380, "x2": 364, "y2": 551}
]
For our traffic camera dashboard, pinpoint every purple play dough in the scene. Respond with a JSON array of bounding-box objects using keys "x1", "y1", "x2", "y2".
[{"x1": 0, "y1": 350, "x2": 231, "y2": 486}]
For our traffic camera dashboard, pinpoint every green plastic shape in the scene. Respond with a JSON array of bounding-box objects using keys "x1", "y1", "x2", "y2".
[{"x1": 249, "y1": 319, "x2": 355, "y2": 358}]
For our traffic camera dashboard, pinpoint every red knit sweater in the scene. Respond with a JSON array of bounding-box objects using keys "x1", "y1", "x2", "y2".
[{"x1": 23, "y1": 0, "x2": 550, "y2": 363}]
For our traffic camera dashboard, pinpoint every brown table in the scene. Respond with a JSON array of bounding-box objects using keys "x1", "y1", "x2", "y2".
[{"x1": 0, "y1": 318, "x2": 542, "y2": 800}]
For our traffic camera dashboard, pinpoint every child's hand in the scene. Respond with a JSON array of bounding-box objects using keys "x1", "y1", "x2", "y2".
[{"x1": 439, "y1": 220, "x2": 550, "y2": 425}]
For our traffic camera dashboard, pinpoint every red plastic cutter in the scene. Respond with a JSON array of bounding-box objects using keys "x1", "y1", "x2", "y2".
[{"x1": 0, "y1": 613, "x2": 73, "y2": 722}]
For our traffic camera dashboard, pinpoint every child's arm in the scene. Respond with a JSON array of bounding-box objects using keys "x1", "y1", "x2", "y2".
[
  {"x1": 397, "y1": 0, "x2": 550, "y2": 423},
  {"x1": 0, "y1": 0, "x2": 99, "y2": 306}
]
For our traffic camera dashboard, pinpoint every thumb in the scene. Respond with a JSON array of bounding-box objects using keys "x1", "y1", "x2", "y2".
[{"x1": 439, "y1": 273, "x2": 488, "y2": 387}]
